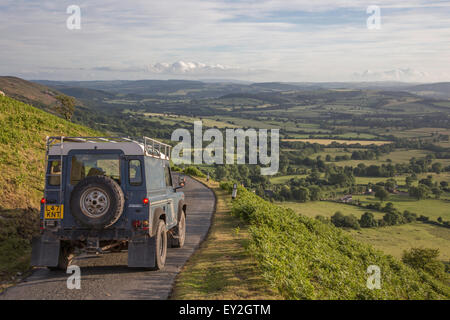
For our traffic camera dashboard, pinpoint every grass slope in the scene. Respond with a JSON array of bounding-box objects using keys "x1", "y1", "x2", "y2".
[
  {"x1": 0, "y1": 96, "x2": 101, "y2": 210},
  {"x1": 0, "y1": 76, "x2": 63, "y2": 114},
  {"x1": 229, "y1": 183, "x2": 449, "y2": 299}
]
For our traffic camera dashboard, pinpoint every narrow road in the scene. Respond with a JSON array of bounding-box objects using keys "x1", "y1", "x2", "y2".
[{"x1": 0, "y1": 176, "x2": 215, "y2": 300}]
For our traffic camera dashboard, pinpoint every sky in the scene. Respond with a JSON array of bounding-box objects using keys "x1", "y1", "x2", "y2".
[{"x1": 0, "y1": 0, "x2": 449, "y2": 82}]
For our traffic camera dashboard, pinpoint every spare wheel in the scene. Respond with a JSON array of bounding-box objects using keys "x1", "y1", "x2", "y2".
[{"x1": 70, "y1": 176, "x2": 124, "y2": 229}]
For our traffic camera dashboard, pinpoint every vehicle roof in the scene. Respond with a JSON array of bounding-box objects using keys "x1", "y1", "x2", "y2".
[{"x1": 47, "y1": 137, "x2": 170, "y2": 159}]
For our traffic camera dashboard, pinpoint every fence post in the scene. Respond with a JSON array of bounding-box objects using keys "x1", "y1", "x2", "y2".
[{"x1": 232, "y1": 183, "x2": 237, "y2": 199}]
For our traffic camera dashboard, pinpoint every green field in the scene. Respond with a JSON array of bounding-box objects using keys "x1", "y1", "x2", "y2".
[
  {"x1": 270, "y1": 174, "x2": 308, "y2": 184},
  {"x1": 349, "y1": 222, "x2": 450, "y2": 262},
  {"x1": 278, "y1": 200, "x2": 384, "y2": 219},
  {"x1": 353, "y1": 194, "x2": 450, "y2": 221}
]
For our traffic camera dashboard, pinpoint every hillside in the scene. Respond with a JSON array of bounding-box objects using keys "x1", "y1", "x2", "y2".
[
  {"x1": 0, "y1": 76, "x2": 66, "y2": 114},
  {"x1": 406, "y1": 82, "x2": 450, "y2": 99},
  {"x1": 0, "y1": 95, "x2": 101, "y2": 210},
  {"x1": 225, "y1": 182, "x2": 449, "y2": 299}
]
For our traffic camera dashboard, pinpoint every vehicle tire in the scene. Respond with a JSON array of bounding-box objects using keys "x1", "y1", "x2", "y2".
[
  {"x1": 70, "y1": 176, "x2": 124, "y2": 229},
  {"x1": 48, "y1": 243, "x2": 73, "y2": 271},
  {"x1": 170, "y1": 212, "x2": 186, "y2": 248},
  {"x1": 152, "y1": 219, "x2": 167, "y2": 270}
]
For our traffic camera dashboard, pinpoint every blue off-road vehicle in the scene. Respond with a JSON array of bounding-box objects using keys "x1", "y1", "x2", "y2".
[{"x1": 31, "y1": 136, "x2": 186, "y2": 270}]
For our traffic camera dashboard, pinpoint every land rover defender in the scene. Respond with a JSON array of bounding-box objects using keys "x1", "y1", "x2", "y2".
[{"x1": 31, "y1": 136, "x2": 186, "y2": 270}]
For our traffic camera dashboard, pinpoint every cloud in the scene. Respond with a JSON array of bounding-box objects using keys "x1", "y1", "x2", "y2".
[
  {"x1": 352, "y1": 68, "x2": 448, "y2": 82},
  {"x1": 146, "y1": 61, "x2": 238, "y2": 74}
]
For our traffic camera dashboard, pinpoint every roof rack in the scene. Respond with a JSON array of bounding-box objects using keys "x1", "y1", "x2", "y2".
[
  {"x1": 46, "y1": 136, "x2": 171, "y2": 160},
  {"x1": 143, "y1": 136, "x2": 171, "y2": 160}
]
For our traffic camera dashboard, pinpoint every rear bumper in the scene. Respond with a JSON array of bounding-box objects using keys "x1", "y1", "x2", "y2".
[{"x1": 41, "y1": 228, "x2": 143, "y2": 241}]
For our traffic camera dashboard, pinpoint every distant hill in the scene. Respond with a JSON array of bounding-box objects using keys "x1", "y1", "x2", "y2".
[
  {"x1": 0, "y1": 76, "x2": 65, "y2": 114},
  {"x1": 0, "y1": 95, "x2": 101, "y2": 210},
  {"x1": 45, "y1": 86, "x2": 116, "y2": 101},
  {"x1": 405, "y1": 82, "x2": 450, "y2": 99}
]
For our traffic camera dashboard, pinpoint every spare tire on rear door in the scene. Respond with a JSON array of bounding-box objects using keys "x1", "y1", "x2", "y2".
[{"x1": 70, "y1": 175, "x2": 124, "y2": 229}]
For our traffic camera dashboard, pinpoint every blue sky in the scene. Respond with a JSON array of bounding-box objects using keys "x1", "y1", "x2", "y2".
[{"x1": 0, "y1": 0, "x2": 449, "y2": 82}]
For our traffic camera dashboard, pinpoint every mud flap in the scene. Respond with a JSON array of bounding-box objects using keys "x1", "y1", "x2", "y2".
[
  {"x1": 30, "y1": 234, "x2": 60, "y2": 267},
  {"x1": 127, "y1": 236, "x2": 156, "y2": 268}
]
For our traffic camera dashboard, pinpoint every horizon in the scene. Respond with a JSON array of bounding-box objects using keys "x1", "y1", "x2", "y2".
[{"x1": 2, "y1": 75, "x2": 441, "y2": 85}]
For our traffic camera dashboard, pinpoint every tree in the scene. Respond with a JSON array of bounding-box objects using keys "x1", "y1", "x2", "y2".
[
  {"x1": 383, "y1": 211, "x2": 403, "y2": 226},
  {"x1": 55, "y1": 95, "x2": 76, "y2": 120},
  {"x1": 405, "y1": 175, "x2": 414, "y2": 188},
  {"x1": 292, "y1": 186, "x2": 309, "y2": 202},
  {"x1": 308, "y1": 185, "x2": 322, "y2": 201},
  {"x1": 431, "y1": 187, "x2": 442, "y2": 199},
  {"x1": 374, "y1": 187, "x2": 389, "y2": 202},
  {"x1": 359, "y1": 212, "x2": 377, "y2": 228},
  {"x1": 431, "y1": 162, "x2": 442, "y2": 174},
  {"x1": 331, "y1": 212, "x2": 360, "y2": 229},
  {"x1": 409, "y1": 184, "x2": 430, "y2": 200},
  {"x1": 331, "y1": 211, "x2": 345, "y2": 227},
  {"x1": 403, "y1": 210, "x2": 417, "y2": 223}
]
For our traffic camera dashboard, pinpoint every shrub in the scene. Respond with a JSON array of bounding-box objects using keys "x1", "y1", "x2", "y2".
[
  {"x1": 402, "y1": 248, "x2": 446, "y2": 280},
  {"x1": 375, "y1": 187, "x2": 389, "y2": 202},
  {"x1": 359, "y1": 212, "x2": 378, "y2": 228},
  {"x1": 331, "y1": 211, "x2": 360, "y2": 230},
  {"x1": 184, "y1": 166, "x2": 206, "y2": 178},
  {"x1": 403, "y1": 210, "x2": 417, "y2": 223},
  {"x1": 383, "y1": 211, "x2": 404, "y2": 226}
]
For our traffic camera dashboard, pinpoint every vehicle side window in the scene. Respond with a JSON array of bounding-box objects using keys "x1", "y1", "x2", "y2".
[
  {"x1": 164, "y1": 165, "x2": 172, "y2": 187},
  {"x1": 129, "y1": 160, "x2": 143, "y2": 186},
  {"x1": 48, "y1": 160, "x2": 61, "y2": 186}
]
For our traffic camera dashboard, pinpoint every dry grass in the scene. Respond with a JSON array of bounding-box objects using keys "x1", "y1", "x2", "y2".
[{"x1": 171, "y1": 178, "x2": 281, "y2": 300}]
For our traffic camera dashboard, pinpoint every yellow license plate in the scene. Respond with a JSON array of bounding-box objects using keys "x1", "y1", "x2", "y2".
[{"x1": 44, "y1": 205, "x2": 64, "y2": 219}]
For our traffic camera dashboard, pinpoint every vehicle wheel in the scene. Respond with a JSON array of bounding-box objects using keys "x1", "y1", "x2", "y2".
[
  {"x1": 152, "y1": 219, "x2": 167, "y2": 270},
  {"x1": 170, "y1": 213, "x2": 186, "y2": 248},
  {"x1": 70, "y1": 176, "x2": 124, "y2": 229},
  {"x1": 48, "y1": 244, "x2": 73, "y2": 271}
]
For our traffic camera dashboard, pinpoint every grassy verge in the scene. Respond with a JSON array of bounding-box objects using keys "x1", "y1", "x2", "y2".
[{"x1": 171, "y1": 178, "x2": 281, "y2": 299}]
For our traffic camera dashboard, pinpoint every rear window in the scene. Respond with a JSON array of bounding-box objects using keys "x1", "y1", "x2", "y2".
[
  {"x1": 129, "y1": 160, "x2": 143, "y2": 186},
  {"x1": 70, "y1": 154, "x2": 121, "y2": 185},
  {"x1": 48, "y1": 160, "x2": 61, "y2": 186}
]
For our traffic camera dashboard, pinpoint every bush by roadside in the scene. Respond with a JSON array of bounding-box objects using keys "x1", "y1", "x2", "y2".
[{"x1": 0, "y1": 207, "x2": 39, "y2": 286}]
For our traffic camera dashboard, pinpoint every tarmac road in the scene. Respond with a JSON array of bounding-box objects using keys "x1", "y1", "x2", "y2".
[{"x1": 0, "y1": 176, "x2": 215, "y2": 300}]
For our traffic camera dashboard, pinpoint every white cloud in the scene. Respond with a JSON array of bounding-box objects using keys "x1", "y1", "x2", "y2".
[
  {"x1": 352, "y1": 68, "x2": 448, "y2": 82},
  {"x1": 146, "y1": 61, "x2": 238, "y2": 74}
]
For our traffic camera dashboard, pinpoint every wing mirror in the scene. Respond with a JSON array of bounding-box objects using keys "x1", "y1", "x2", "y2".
[
  {"x1": 174, "y1": 175, "x2": 186, "y2": 191},
  {"x1": 179, "y1": 176, "x2": 186, "y2": 187}
]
